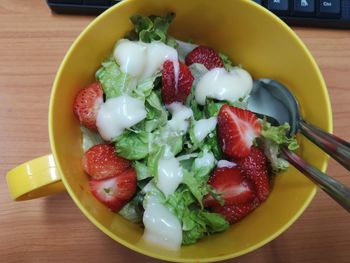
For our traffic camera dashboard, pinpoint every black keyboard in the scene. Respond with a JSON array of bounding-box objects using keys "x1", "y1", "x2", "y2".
[{"x1": 47, "y1": 0, "x2": 350, "y2": 29}]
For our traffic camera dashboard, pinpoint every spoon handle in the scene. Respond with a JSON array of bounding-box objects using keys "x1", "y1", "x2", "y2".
[
  {"x1": 299, "y1": 120, "x2": 350, "y2": 172},
  {"x1": 281, "y1": 147, "x2": 350, "y2": 212}
]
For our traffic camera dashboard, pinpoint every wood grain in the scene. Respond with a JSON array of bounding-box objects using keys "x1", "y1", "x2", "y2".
[{"x1": 0, "y1": 1, "x2": 349, "y2": 262}]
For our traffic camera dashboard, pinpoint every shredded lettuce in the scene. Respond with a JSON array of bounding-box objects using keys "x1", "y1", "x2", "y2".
[
  {"x1": 261, "y1": 121, "x2": 299, "y2": 150},
  {"x1": 164, "y1": 187, "x2": 229, "y2": 245},
  {"x1": 144, "y1": 91, "x2": 168, "y2": 132},
  {"x1": 132, "y1": 73, "x2": 161, "y2": 99},
  {"x1": 96, "y1": 59, "x2": 136, "y2": 99},
  {"x1": 127, "y1": 13, "x2": 176, "y2": 44},
  {"x1": 80, "y1": 126, "x2": 104, "y2": 152},
  {"x1": 114, "y1": 130, "x2": 151, "y2": 160},
  {"x1": 184, "y1": 63, "x2": 209, "y2": 121},
  {"x1": 147, "y1": 145, "x2": 165, "y2": 181},
  {"x1": 219, "y1": 52, "x2": 235, "y2": 71},
  {"x1": 204, "y1": 131, "x2": 223, "y2": 160},
  {"x1": 259, "y1": 119, "x2": 299, "y2": 172},
  {"x1": 182, "y1": 149, "x2": 216, "y2": 206},
  {"x1": 119, "y1": 192, "x2": 144, "y2": 223},
  {"x1": 134, "y1": 161, "x2": 151, "y2": 181},
  {"x1": 204, "y1": 99, "x2": 248, "y2": 118}
]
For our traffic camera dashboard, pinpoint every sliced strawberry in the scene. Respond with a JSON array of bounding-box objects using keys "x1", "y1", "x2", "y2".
[
  {"x1": 203, "y1": 167, "x2": 256, "y2": 207},
  {"x1": 161, "y1": 60, "x2": 194, "y2": 105},
  {"x1": 82, "y1": 144, "x2": 131, "y2": 180},
  {"x1": 237, "y1": 146, "x2": 270, "y2": 202},
  {"x1": 212, "y1": 199, "x2": 259, "y2": 224},
  {"x1": 217, "y1": 105, "x2": 262, "y2": 159},
  {"x1": 185, "y1": 46, "x2": 224, "y2": 70},
  {"x1": 73, "y1": 81, "x2": 103, "y2": 130},
  {"x1": 89, "y1": 168, "x2": 137, "y2": 211}
]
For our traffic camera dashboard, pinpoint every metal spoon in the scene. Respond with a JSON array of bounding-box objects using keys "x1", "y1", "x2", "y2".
[
  {"x1": 248, "y1": 79, "x2": 350, "y2": 212},
  {"x1": 248, "y1": 79, "x2": 350, "y2": 171}
]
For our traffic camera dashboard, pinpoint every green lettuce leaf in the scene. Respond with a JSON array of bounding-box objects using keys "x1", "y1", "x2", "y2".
[
  {"x1": 184, "y1": 63, "x2": 208, "y2": 121},
  {"x1": 147, "y1": 145, "x2": 165, "y2": 180},
  {"x1": 203, "y1": 131, "x2": 223, "y2": 160},
  {"x1": 164, "y1": 187, "x2": 229, "y2": 245},
  {"x1": 185, "y1": 89, "x2": 204, "y2": 121},
  {"x1": 182, "y1": 210, "x2": 229, "y2": 244},
  {"x1": 259, "y1": 119, "x2": 299, "y2": 172},
  {"x1": 96, "y1": 59, "x2": 136, "y2": 99},
  {"x1": 182, "y1": 149, "x2": 216, "y2": 205},
  {"x1": 261, "y1": 121, "x2": 299, "y2": 150},
  {"x1": 114, "y1": 130, "x2": 151, "y2": 160},
  {"x1": 80, "y1": 126, "x2": 104, "y2": 152},
  {"x1": 134, "y1": 161, "x2": 151, "y2": 181},
  {"x1": 204, "y1": 98, "x2": 248, "y2": 118},
  {"x1": 132, "y1": 74, "x2": 160, "y2": 99},
  {"x1": 118, "y1": 192, "x2": 144, "y2": 223},
  {"x1": 127, "y1": 13, "x2": 176, "y2": 44},
  {"x1": 219, "y1": 52, "x2": 235, "y2": 71},
  {"x1": 144, "y1": 91, "x2": 168, "y2": 132}
]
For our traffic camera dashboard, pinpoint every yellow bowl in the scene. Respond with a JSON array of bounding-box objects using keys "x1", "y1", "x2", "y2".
[{"x1": 9, "y1": 0, "x2": 333, "y2": 262}]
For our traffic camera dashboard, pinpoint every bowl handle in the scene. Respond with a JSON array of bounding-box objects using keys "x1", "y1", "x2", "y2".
[{"x1": 6, "y1": 154, "x2": 66, "y2": 201}]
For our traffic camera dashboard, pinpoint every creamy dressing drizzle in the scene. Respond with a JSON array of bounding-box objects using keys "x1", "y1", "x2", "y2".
[
  {"x1": 193, "y1": 117, "x2": 217, "y2": 142},
  {"x1": 195, "y1": 67, "x2": 253, "y2": 105},
  {"x1": 96, "y1": 95, "x2": 147, "y2": 141}
]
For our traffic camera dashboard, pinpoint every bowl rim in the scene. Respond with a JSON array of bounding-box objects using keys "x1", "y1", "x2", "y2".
[{"x1": 48, "y1": 0, "x2": 333, "y2": 262}]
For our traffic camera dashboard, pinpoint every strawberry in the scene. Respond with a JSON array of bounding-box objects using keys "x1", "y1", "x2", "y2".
[
  {"x1": 203, "y1": 167, "x2": 256, "y2": 207},
  {"x1": 212, "y1": 199, "x2": 259, "y2": 224},
  {"x1": 185, "y1": 46, "x2": 224, "y2": 70},
  {"x1": 217, "y1": 105, "x2": 262, "y2": 159},
  {"x1": 82, "y1": 144, "x2": 131, "y2": 180},
  {"x1": 73, "y1": 81, "x2": 103, "y2": 130},
  {"x1": 89, "y1": 168, "x2": 137, "y2": 211},
  {"x1": 161, "y1": 60, "x2": 194, "y2": 105},
  {"x1": 237, "y1": 146, "x2": 270, "y2": 202}
]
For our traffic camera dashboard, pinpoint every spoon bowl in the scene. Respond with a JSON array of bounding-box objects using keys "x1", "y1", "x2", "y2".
[{"x1": 248, "y1": 78, "x2": 350, "y2": 171}]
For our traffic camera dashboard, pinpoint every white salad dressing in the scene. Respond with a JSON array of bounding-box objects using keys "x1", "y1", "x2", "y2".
[
  {"x1": 157, "y1": 156, "x2": 183, "y2": 197},
  {"x1": 96, "y1": 95, "x2": 147, "y2": 141},
  {"x1": 194, "y1": 150, "x2": 215, "y2": 169},
  {"x1": 166, "y1": 102, "x2": 193, "y2": 133},
  {"x1": 142, "y1": 181, "x2": 183, "y2": 250},
  {"x1": 114, "y1": 39, "x2": 179, "y2": 82},
  {"x1": 195, "y1": 67, "x2": 253, "y2": 105},
  {"x1": 143, "y1": 202, "x2": 183, "y2": 250},
  {"x1": 217, "y1": 160, "x2": 237, "y2": 168},
  {"x1": 193, "y1": 117, "x2": 217, "y2": 142}
]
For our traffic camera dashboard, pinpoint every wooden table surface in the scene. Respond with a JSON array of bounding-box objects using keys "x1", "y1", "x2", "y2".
[{"x1": 0, "y1": 1, "x2": 349, "y2": 262}]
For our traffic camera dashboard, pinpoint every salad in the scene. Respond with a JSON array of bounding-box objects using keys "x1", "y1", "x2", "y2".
[{"x1": 73, "y1": 13, "x2": 298, "y2": 250}]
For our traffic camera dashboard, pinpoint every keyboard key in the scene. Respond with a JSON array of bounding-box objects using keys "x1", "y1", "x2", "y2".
[
  {"x1": 267, "y1": 0, "x2": 289, "y2": 14},
  {"x1": 294, "y1": 0, "x2": 315, "y2": 14},
  {"x1": 83, "y1": 0, "x2": 110, "y2": 6},
  {"x1": 49, "y1": 0, "x2": 82, "y2": 3},
  {"x1": 319, "y1": 0, "x2": 341, "y2": 17}
]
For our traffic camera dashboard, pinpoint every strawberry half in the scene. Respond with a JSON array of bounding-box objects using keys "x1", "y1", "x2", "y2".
[
  {"x1": 185, "y1": 46, "x2": 224, "y2": 70},
  {"x1": 82, "y1": 144, "x2": 131, "y2": 180},
  {"x1": 237, "y1": 146, "x2": 270, "y2": 202},
  {"x1": 89, "y1": 168, "x2": 137, "y2": 212},
  {"x1": 212, "y1": 199, "x2": 259, "y2": 224},
  {"x1": 73, "y1": 81, "x2": 103, "y2": 130},
  {"x1": 217, "y1": 105, "x2": 262, "y2": 159},
  {"x1": 161, "y1": 60, "x2": 194, "y2": 105},
  {"x1": 203, "y1": 167, "x2": 256, "y2": 207}
]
